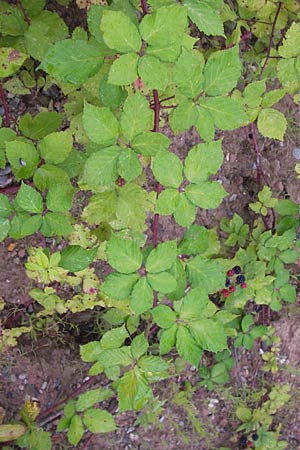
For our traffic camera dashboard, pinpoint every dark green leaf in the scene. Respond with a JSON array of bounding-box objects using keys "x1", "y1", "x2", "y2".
[
  {"x1": 83, "y1": 408, "x2": 117, "y2": 433},
  {"x1": 59, "y1": 245, "x2": 97, "y2": 272}
]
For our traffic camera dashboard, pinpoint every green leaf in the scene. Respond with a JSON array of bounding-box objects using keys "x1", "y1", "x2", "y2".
[
  {"x1": 130, "y1": 277, "x2": 153, "y2": 315},
  {"x1": 83, "y1": 103, "x2": 119, "y2": 146},
  {"x1": 185, "y1": 181, "x2": 227, "y2": 209},
  {"x1": 0, "y1": 194, "x2": 13, "y2": 218},
  {"x1": 179, "y1": 225, "x2": 210, "y2": 255},
  {"x1": 21, "y1": 0, "x2": 46, "y2": 17},
  {"x1": 201, "y1": 96, "x2": 247, "y2": 130},
  {"x1": 0, "y1": 3, "x2": 27, "y2": 36},
  {"x1": 155, "y1": 188, "x2": 179, "y2": 215},
  {"x1": 118, "y1": 367, "x2": 150, "y2": 412},
  {"x1": 184, "y1": 0, "x2": 224, "y2": 36},
  {"x1": 187, "y1": 256, "x2": 226, "y2": 293},
  {"x1": 0, "y1": 48, "x2": 28, "y2": 78},
  {"x1": 80, "y1": 341, "x2": 102, "y2": 362},
  {"x1": 100, "y1": 10, "x2": 141, "y2": 53},
  {"x1": 204, "y1": 46, "x2": 241, "y2": 96},
  {"x1": 184, "y1": 140, "x2": 223, "y2": 183},
  {"x1": 279, "y1": 249, "x2": 297, "y2": 264},
  {"x1": 146, "y1": 240, "x2": 177, "y2": 273},
  {"x1": 106, "y1": 236, "x2": 142, "y2": 274},
  {"x1": 19, "y1": 112, "x2": 63, "y2": 140},
  {"x1": 173, "y1": 48, "x2": 204, "y2": 98},
  {"x1": 173, "y1": 193, "x2": 196, "y2": 228},
  {"x1": 57, "y1": 401, "x2": 76, "y2": 431},
  {"x1": 33, "y1": 164, "x2": 70, "y2": 191},
  {"x1": 59, "y1": 246, "x2": 97, "y2": 272},
  {"x1": 280, "y1": 284, "x2": 296, "y2": 302},
  {"x1": 278, "y1": 22, "x2": 300, "y2": 58},
  {"x1": 176, "y1": 325, "x2": 203, "y2": 366},
  {"x1": 275, "y1": 199, "x2": 298, "y2": 216},
  {"x1": 101, "y1": 272, "x2": 139, "y2": 300},
  {"x1": 101, "y1": 325, "x2": 129, "y2": 350},
  {"x1": 24, "y1": 10, "x2": 68, "y2": 60},
  {"x1": 46, "y1": 184, "x2": 75, "y2": 213},
  {"x1": 99, "y1": 74, "x2": 127, "y2": 109},
  {"x1": 151, "y1": 304, "x2": 176, "y2": 329},
  {"x1": 241, "y1": 314, "x2": 254, "y2": 332},
  {"x1": 261, "y1": 89, "x2": 286, "y2": 108},
  {"x1": 108, "y1": 53, "x2": 139, "y2": 86},
  {"x1": 189, "y1": 319, "x2": 227, "y2": 352},
  {"x1": 76, "y1": 388, "x2": 105, "y2": 412},
  {"x1": 139, "y1": 355, "x2": 168, "y2": 373},
  {"x1": 82, "y1": 191, "x2": 117, "y2": 225},
  {"x1": 243, "y1": 80, "x2": 266, "y2": 108},
  {"x1": 97, "y1": 347, "x2": 133, "y2": 368},
  {"x1": 169, "y1": 100, "x2": 198, "y2": 133},
  {"x1": 38, "y1": 131, "x2": 73, "y2": 164},
  {"x1": 83, "y1": 408, "x2": 117, "y2": 433},
  {"x1": 116, "y1": 183, "x2": 153, "y2": 232},
  {"x1": 81, "y1": 146, "x2": 120, "y2": 189},
  {"x1": 138, "y1": 55, "x2": 169, "y2": 91},
  {"x1": 146, "y1": 42, "x2": 181, "y2": 62},
  {"x1": 257, "y1": 108, "x2": 287, "y2": 141},
  {"x1": 40, "y1": 212, "x2": 72, "y2": 238},
  {"x1": 0, "y1": 218, "x2": 10, "y2": 242},
  {"x1": 152, "y1": 150, "x2": 183, "y2": 188},
  {"x1": 179, "y1": 287, "x2": 216, "y2": 320},
  {"x1": 120, "y1": 92, "x2": 153, "y2": 142},
  {"x1": 40, "y1": 39, "x2": 104, "y2": 84},
  {"x1": 236, "y1": 406, "x2": 252, "y2": 422},
  {"x1": 139, "y1": 4, "x2": 187, "y2": 47},
  {"x1": 20, "y1": 214, "x2": 42, "y2": 237},
  {"x1": 160, "y1": 324, "x2": 177, "y2": 355},
  {"x1": 147, "y1": 272, "x2": 177, "y2": 293},
  {"x1": 6, "y1": 140, "x2": 39, "y2": 180},
  {"x1": 131, "y1": 131, "x2": 170, "y2": 156},
  {"x1": 15, "y1": 182, "x2": 43, "y2": 214},
  {"x1": 118, "y1": 148, "x2": 142, "y2": 182},
  {"x1": 67, "y1": 415, "x2": 84, "y2": 446},
  {"x1": 131, "y1": 333, "x2": 148, "y2": 360}
]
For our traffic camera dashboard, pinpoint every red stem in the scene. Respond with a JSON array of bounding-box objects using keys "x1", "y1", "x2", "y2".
[
  {"x1": 141, "y1": 0, "x2": 149, "y2": 15},
  {"x1": 259, "y1": 2, "x2": 282, "y2": 79},
  {"x1": 0, "y1": 83, "x2": 11, "y2": 127},
  {"x1": 152, "y1": 89, "x2": 162, "y2": 248}
]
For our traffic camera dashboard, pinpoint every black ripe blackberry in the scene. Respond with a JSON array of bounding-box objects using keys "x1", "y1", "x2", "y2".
[
  {"x1": 236, "y1": 274, "x2": 245, "y2": 284},
  {"x1": 225, "y1": 278, "x2": 231, "y2": 287},
  {"x1": 240, "y1": 435, "x2": 248, "y2": 446},
  {"x1": 232, "y1": 265, "x2": 241, "y2": 274},
  {"x1": 252, "y1": 433, "x2": 259, "y2": 441}
]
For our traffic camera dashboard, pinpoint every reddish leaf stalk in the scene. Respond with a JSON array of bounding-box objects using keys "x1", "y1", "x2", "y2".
[
  {"x1": 259, "y1": 2, "x2": 282, "y2": 79},
  {"x1": 0, "y1": 83, "x2": 11, "y2": 127}
]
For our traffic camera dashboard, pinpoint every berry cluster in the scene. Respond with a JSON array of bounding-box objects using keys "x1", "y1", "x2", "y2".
[
  {"x1": 239, "y1": 433, "x2": 259, "y2": 448},
  {"x1": 221, "y1": 266, "x2": 247, "y2": 298}
]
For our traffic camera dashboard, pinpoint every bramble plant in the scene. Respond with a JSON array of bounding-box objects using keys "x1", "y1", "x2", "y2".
[{"x1": 0, "y1": 0, "x2": 300, "y2": 448}]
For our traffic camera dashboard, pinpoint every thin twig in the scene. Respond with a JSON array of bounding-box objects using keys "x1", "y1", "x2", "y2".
[
  {"x1": 82, "y1": 434, "x2": 95, "y2": 450},
  {"x1": 16, "y1": 0, "x2": 31, "y2": 25},
  {"x1": 0, "y1": 83, "x2": 11, "y2": 127},
  {"x1": 37, "y1": 376, "x2": 96, "y2": 422},
  {"x1": 259, "y1": 2, "x2": 282, "y2": 79},
  {"x1": 250, "y1": 123, "x2": 262, "y2": 190},
  {"x1": 151, "y1": 90, "x2": 162, "y2": 248}
]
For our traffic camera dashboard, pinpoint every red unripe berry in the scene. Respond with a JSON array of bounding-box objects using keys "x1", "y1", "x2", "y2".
[
  {"x1": 228, "y1": 285, "x2": 236, "y2": 293},
  {"x1": 247, "y1": 441, "x2": 254, "y2": 448},
  {"x1": 227, "y1": 269, "x2": 234, "y2": 277},
  {"x1": 221, "y1": 289, "x2": 230, "y2": 297},
  {"x1": 241, "y1": 282, "x2": 247, "y2": 289}
]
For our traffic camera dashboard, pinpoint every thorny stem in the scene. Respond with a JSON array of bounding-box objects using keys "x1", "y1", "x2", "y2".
[
  {"x1": 152, "y1": 89, "x2": 162, "y2": 248},
  {"x1": 0, "y1": 83, "x2": 11, "y2": 127},
  {"x1": 140, "y1": 0, "x2": 149, "y2": 15},
  {"x1": 259, "y1": 2, "x2": 282, "y2": 79}
]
